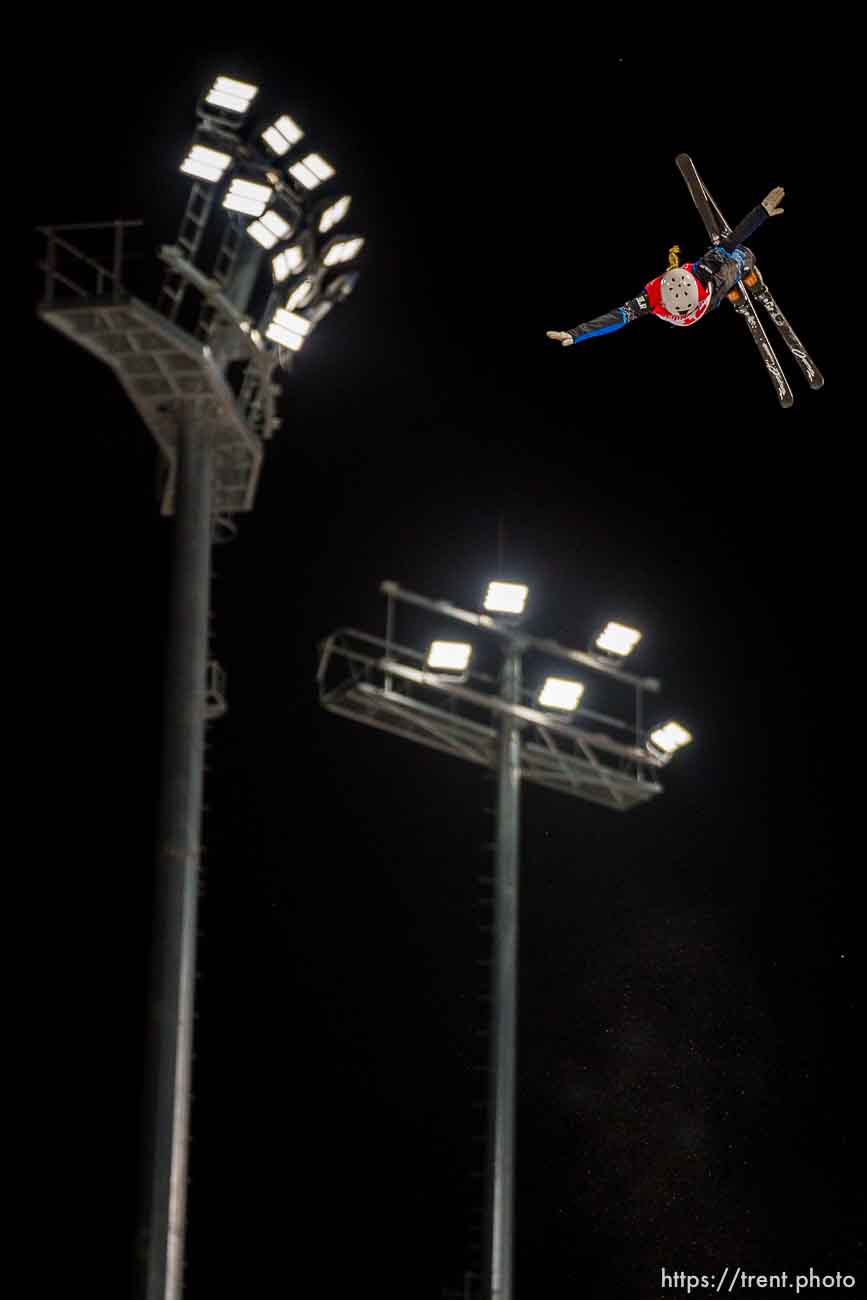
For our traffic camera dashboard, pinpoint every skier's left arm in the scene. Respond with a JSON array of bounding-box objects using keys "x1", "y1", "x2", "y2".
[{"x1": 719, "y1": 187, "x2": 785, "y2": 251}]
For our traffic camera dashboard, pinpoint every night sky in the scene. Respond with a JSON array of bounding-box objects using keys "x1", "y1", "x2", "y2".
[{"x1": 35, "y1": 26, "x2": 861, "y2": 1300}]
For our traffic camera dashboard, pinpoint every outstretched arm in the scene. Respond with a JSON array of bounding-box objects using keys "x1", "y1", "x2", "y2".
[
  {"x1": 720, "y1": 187, "x2": 784, "y2": 251},
  {"x1": 547, "y1": 293, "x2": 651, "y2": 346}
]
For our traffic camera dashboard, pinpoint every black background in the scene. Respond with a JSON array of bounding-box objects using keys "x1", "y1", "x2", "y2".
[{"x1": 32, "y1": 23, "x2": 861, "y2": 1300}]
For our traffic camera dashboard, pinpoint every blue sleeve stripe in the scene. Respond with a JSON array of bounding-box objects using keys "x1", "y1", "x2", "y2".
[{"x1": 571, "y1": 308, "x2": 628, "y2": 344}]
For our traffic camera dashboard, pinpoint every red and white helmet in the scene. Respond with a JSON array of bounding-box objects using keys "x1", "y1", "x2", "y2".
[{"x1": 660, "y1": 266, "x2": 700, "y2": 316}]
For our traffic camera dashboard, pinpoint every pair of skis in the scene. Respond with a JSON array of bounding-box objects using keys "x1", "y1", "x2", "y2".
[{"x1": 675, "y1": 153, "x2": 823, "y2": 409}]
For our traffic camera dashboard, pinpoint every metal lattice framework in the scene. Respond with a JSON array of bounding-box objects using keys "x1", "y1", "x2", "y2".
[
  {"x1": 318, "y1": 585, "x2": 670, "y2": 813},
  {"x1": 36, "y1": 237, "x2": 266, "y2": 515}
]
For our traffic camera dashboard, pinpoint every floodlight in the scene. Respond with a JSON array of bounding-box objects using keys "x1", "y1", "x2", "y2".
[
  {"x1": 426, "y1": 641, "x2": 473, "y2": 672},
  {"x1": 483, "y1": 582, "x2": 528, "y2": 616},
  {"x1": 538, "y1": 677, "x2": 585, "y2": 712},
  {"x1": 204, "y1": 76, "x2": 258, "y2": 114},
  {"x1": 180, "y1": 143, "x2": 232, "y2": 183},
  {"x1": 323, "y1": 271, "x2": 360, "y2": 303},
  {"x1": 595, "y1": 622, "x2": 642, "y2": 657},
  {"x1": 289, "y1": 153, "x2": 336, "y2": 190},
  {"x1": 648, "y1": 721, "x2": 692, "y2": 755},
  {"x1": 261, "y1": 114, "x2": 304, "y2": 156},
  {"x1": 265, "y1": 324, "x2": 305, "y2": 352},
  {"x1": 322, "y1": 236, "x2": 365, "y2": 268},
  {"x1": 265, "y1": 308, "x2": 313, "y2": 351},
  {"x1": 272, "y1": 244, "x2": 306, "y2": 282},
  {"x1": 246, "y1": 210, "x2": 293, "y2": 250},
  {"x1": 306, "y1": 300, "x2": 335, "y2": 325},
  {"x1": 223, "y1": 178, "x2": 273, "y2": 217},
  {"x1": 319, "y1": 195, "x2": 352, "y2": 233},
  {"x1": 286, "y1": 277, "x2": 317, "y2": 311}
]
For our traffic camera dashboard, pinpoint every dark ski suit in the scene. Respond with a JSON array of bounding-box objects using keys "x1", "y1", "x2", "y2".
[{"x1": 566, "y1": 203, "x2": 772, "y2": 343}]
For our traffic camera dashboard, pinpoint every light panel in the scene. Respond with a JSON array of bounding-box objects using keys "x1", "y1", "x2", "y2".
[
  {"x1": 261, "y1": 114, "x2": 304, "y2": 156},
  {"x1": 426, "y1": 641, "x2": 473, "y2": 672},
  {"x1": 319, "y1": 195, "x2": 352, "y2": 233},
  {"x1": 649, "y1": 721, "x2": 692, "y2": 754},
  {"x1": 274, "y1": 306, "x2": 311, "y2": 332},
  {"x1": 265, "y1": 308, "x2": 313, "y2": 351},
  {"x1": 322, "y1": 236, "x2": 365, "y2": 267},
  {"x1": 272, "y1": 309, "x2": 312, "y2": 337},
  {"x1": 224, "y1": 194, "x2": 268, "y2": 216},
  {"x1": 205, "y1": 76, "x2": 259, "y2": 114},
  {"x1": 272, "y1": 245, "x2": 306, "y2": 282},
  {"x1": 265, "y1": 322, "x2": 305, "y2": 350},
  {"x1": 261, "y1": 210, "x2": 292, "y2": 238},
  {"x1": 483, "y1": 582, "x2": 528, "y2": 615},
  {"x1": 595, "y1": 621, "x2": 642, "y2": 656},
  {"x1": 246, "y1": 210, "x2": 293, "y2": 249},
  {"x1": 287, "y1": 277, "x2": 317, "y2": 310},
  {"x1": 247, "y1": 223, "x2": 279, "y2": 249},
  {"x1": 289, "y1": 153, "x2": 336, "y2": 190},
  {"x1": 223, "y1": 178, "x2": 273, "y2": 218},
  {"x1": 538, "y1": 677, "x2": 585, "y2": 711},
  {"x1": 230, "y1": 179, "x2": 272, "y2": 201},
  {"x1": 180, "y1": 144, "x2": 232, "y2": 182}
]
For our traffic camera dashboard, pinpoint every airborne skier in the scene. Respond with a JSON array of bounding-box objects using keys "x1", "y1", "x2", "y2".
[{"x1": 546, "y1": 186, "x2": 785, "y2": 347}]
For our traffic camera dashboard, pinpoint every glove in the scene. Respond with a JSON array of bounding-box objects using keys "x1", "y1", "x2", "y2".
[
  {"x1": 761, "y1": 186, "x2": 785, "y2": 217},
  {"x1": 546, "y1": 330, "x2": 574, "y2": 347}
]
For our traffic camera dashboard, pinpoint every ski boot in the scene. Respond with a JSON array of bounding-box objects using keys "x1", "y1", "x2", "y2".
[{"x1": 727, "y1": 247, "x2": 760, "y2": 302}]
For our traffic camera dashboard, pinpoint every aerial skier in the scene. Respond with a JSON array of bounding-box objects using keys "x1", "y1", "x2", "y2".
[
  {"x1": 547, "y1": 156, "x2": 823, "y2": 407},
  {"x1": 546, "y1": 186, "x2": 785, "y2": 346}
]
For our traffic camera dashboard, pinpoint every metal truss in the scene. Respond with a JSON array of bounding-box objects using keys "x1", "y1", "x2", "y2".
[
  {"x1": 158, "y1": 243, "x2": 283, "y2": 440},
  {"x1": 194, "y1": 216, "x2": 244, "y2": 343},
  {"x1": 36, "y1": 225, "x2": 267, "y2": 515},
  {"x1": 158, "y1": 179, "x2": 216, "y2": 322},
  {"x1": 317, "y1": 629, "x2": 665, "y2": 812}
]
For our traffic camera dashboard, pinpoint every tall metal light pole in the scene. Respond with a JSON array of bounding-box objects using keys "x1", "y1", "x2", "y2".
[
  {"x1": 147, "y1": 414, "x2": 213, "y2": 1300},
  {"x1": 489, "y1": 642, "x2": 522, "y2": 1300},
  {"x1": 36, "y1": 72, "x2": 364, "y2": 1300},
  {"x1": 317, "y1": 581, "x2": 692, "y2": 1300}
]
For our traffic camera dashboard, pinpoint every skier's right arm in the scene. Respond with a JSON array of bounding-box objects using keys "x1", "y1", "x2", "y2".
[{"x1": 547, "y1": 293, "x2": 651, "y2": 346}]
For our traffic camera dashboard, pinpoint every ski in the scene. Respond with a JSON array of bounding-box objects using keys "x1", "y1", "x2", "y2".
[
  {"x1": 675, "y1": 153, "x2": 795, "y2": 409},
  {"x1": 682, "y1": 150, "x2": 824, "y2": 390},
  {"x1": 727, "y1": 293, "x2": 793, "y2": 407},
  {"x1": 676, "y1": 153, "x2": 725, "y2": 243},
  {"x1": 743, "y1": 273, "x2": 824, "y2": 390}
]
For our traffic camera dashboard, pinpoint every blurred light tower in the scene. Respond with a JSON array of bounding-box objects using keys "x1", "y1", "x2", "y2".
[
  {"x1": 35, "y1": 72, "x2": 364, "y2": 1300},
  {"x1": 317, "y1": 580, "x2": 692, "y2": 1300}
]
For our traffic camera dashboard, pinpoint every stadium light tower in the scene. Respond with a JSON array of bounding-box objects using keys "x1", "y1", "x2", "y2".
[
  {"x1": 317, "y1": 580, "x2": 691, "y2": 1300},
  {"x1": 35, "y1": 72, "x2": 365, "y2": 1300}
]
